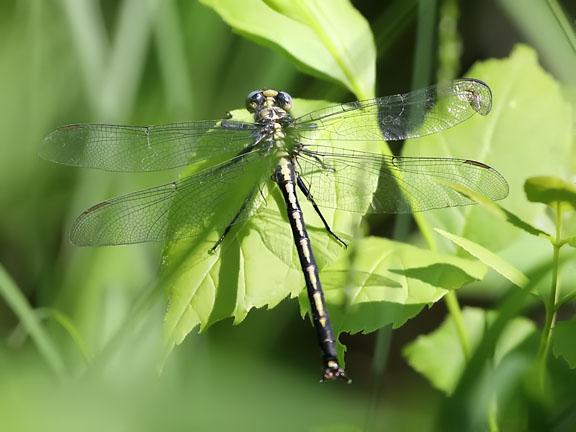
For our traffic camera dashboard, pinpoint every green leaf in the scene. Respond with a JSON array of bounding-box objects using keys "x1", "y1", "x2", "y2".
[
  {"x1": 200, "y1": 0, "x2": 375, "y2": 99},
  {"x1": 559, "y1": 203, "x2": 576, "y2": 247},
  {"x1": 0, "y1": 264, "x2": 65, "y2": 376},
  {"x1": 161, "y1": 201, "x2": 358, "y2": 360},
  {"x1": 553, "y1": 317, "x2": 576, "y2": 368},
  {"x1": 160, "y1": 98, "x2": 377, "y2": 360},
  {"x1": 313, "y1": 237, "x2": 486, "y2": 336},
  {"x1": 403, "y1": 307, "x2": 535, "y2": 394},
  {"x1": 435, "y1": 228, "x2": 529, "y2": 288},
  {"x1": 403, "y1": 45, "x2": 573, "y2": 252},
  {"x1": 445, "y1": 182, "x2": 551, "y2": 240},
  {"x1": 524, "y1": 176, "x2": 576, "y2": 211}
]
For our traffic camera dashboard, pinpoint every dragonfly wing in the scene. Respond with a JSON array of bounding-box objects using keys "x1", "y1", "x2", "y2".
[
  {"x1": 41, "y1": 120, "x2": 257, "y2": 172},
  {"x1": 71, "y1": 150, "x2": 274, "y2": 246},
  {"x1": 293, "y1": 79, "x2": 491, "y2": 142},
  {"x1": 296, "y1": 146, "x2": 508, "y2": 214}
]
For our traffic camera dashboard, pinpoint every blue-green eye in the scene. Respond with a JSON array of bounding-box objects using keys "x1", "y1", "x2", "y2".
[
  {"x1": 276, "y1": 91, "x2": 292, "y2": 109},
  {"x1": 245, "y1": 90, "x2": 264, "y2": 112}
]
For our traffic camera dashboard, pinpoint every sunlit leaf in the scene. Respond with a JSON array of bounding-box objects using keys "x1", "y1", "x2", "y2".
[
  {"x1": 524, "y1": 176, "x2": 576, "y2": 211},
  {"x1": 403, "y1": 45, "x2": 573, "y2": 252},
  {"x1": 200, "y1": 0, "x2": 375, "y2": 99},
  {"x1": 312, "y1": 237, "x2": 486, "y2": 336},
  {"x1": 552, "y1": 317, "x2": 576, "y2": 369},
  {"x1": 403, "y1": 307, "x2": 536, "y2": 394},
  {"x1": 160, "y1": 98, "x2": 374, "y2": 360},
  {"x1": 447, "y1": 182, "x2": 551, "y2": 240},
  {"x1": 435, "y1": 228, "x2": 529, "y2": 287}
]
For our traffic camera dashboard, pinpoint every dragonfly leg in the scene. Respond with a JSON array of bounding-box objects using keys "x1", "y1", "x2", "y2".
[
  {"x1": 209, "y1": 193, "x2": 254, "y2": 254},
  {"x1": 300, "y1": 149, "x2": 335, "y2": 172},
  {"x1": 296, "y1": 176, "x2": 347, "y2": 249}
]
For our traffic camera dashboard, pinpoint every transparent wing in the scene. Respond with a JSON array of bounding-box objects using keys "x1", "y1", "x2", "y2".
[
  {"x1": 293, "y1": 79, "x2": 491, "y2": 142},
  {"x1": 70, "y1": 150, "x2": 275, "y2": 246},
  {"x1": 40, "y1": 120, "x2": 257, "y2": 172},
  {"x1": 296, "y1": 145, "x2": 508, "y2": 214}
]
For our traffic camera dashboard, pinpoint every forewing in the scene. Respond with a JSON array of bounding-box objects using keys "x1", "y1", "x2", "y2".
[
  {"x1": 293, "y1": 79, "x2": 491, "y2": 142},
  {"x1": 71, "y1": 150, "x2": 275, "y2": 246},
  {"x1": 40, "y1": 120, "x2": 257, "y2": 172},
  {"x1": 297, "y1": 146, "x2": 508, "y2": 214}
]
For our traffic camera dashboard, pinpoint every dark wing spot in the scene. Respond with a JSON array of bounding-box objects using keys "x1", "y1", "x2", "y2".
[
  {"x1": 82, "y1": 201, "x2": 110, "y2": 214},
  {"x1": 464, "y1": 159, "x2": 491, "y2": 169},
  {"x1": 60, "y1": 124, "x2": 83, "y2": 131}
]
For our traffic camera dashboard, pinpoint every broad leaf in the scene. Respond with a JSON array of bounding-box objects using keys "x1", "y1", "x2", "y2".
[
  {"x1": 435, "y1": 228, "x2": 529, "y2": 288},
  {"x1": 403, "y1": 307, "x2": 536, "y2": 394},
  {"x1": 524, "y1": 176, "x2": 576, "y2": 211},
  {"x1": 403, "y1": 45, "x2": 573, "y2": 253},
  {"x1": 309, "y1": 237, "x2": 486, "y2": 336},
  {"x1": 553, "y1": 317, "x2": 576, "y2": 368},
  {"x1": 201, "y1": 0, "x2": 375, "y2": 99},
  {"x1": 446, "y1": 183, "x2": 551, "y2": 240},
  {"x1": 160, "y1": 98, "x2": 376, "y2": 359}
]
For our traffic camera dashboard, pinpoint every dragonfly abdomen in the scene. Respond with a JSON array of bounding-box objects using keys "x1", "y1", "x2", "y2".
[{"x1": 273, "y1": 157, "x2": 348, "y2": 382}]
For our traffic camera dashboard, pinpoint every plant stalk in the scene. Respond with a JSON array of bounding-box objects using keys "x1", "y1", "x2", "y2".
[
  {"x1": 445, "y1": 290, "x2": 471, "y2": 360},
  {"x1": 488, "y1": 397, "x2": 499, "y2": 432},
  {"x1": 0, "y1": 264, "x2": 66, "y2": 377},
  {"x1": 547, "y1": 0, "x2": 576, "y2": 55},
  {"x1": 537, "y1": 203, "x2": 562, "y2": 388}
]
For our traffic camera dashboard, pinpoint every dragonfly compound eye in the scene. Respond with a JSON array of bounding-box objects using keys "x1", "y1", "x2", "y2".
[
  {"x1": 245, "y1": 90, "x2": 264, "y2": 113},
  {"x1": 276, "y1": 91, "x2": 292, "y2": 110}
]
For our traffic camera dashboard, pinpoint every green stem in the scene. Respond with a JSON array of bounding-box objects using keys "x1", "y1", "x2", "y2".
[
  {"x1": 488, "y1": 400, "x2": 499, "y2": 432},
  {"x1": 58, "y1": 0, "x2": 108, "y2": 107},
  {"x1": 547, "y1": 0, "x2": 576, "y2": 55},
  {"x1": 373, "y1": 0, "x2": 418, "y2": 62},
  {"x1": 411, "y1": 0, "x2": 438, "y2": 89},
  {"x1": 46, "y1": 308, "x2": 93, "y2": 364},
  {"x1": 365, "y1": 326, "x2": 392, "y2": 432},
  {"x1": 445, "y1": 290, "x2": 471, "y2": 360},
  {"x1": 537, "y1": 203, "x2": 562, "y2": 388},
  {"x1": 89, "y1": 280, "x2": 162, "y2": 374},
  {"x1": 433, "y1": 0, "x2": 471, "y2": 364},
  {"x1": 0, "y1": 264, "x2": 66, "y2": 377},
  {"x1": 437, "y1": 0, "x2": 461, "y2": 83},
  {"x1": 9, "y1": 308, "x2": 92, "y2": 366},
  {"x1": 154, "y1": 0, "x2": 193, "y2": 116}
]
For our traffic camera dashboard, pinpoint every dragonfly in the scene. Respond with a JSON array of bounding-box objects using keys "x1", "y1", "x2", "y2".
[{"x1": 40, "y1": 78, "x2": 508, "y2": 382}]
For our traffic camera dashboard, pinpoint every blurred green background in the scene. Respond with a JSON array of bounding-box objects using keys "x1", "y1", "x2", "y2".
[{"x1": 1, "y1": 0, "x2": 575, "y2": 431}]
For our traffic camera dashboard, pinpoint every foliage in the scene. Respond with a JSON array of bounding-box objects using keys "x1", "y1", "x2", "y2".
[
  {"x1": 0, "y1": 0, "x2": 575, "y2": 431},
  {"x1": 404, "y1": 306, "x2": 535, "y2": 394},
  {"x1": 201, "y1": 0, "x2": 376, "y2": 99}
]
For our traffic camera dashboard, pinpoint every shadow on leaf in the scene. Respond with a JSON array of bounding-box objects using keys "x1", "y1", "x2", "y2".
[{"x1": 389, "y1": 263, "x2": 479, "y2": 290}]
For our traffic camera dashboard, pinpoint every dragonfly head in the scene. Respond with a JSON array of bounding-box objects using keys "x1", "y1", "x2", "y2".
[{"x1": 246, "y1": 89, "x2": 293, "y2": 122}]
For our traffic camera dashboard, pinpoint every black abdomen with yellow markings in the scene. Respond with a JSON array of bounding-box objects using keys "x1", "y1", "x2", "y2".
[{"x1": 273, "y1": 157, "x2": 347, "y2": 382}]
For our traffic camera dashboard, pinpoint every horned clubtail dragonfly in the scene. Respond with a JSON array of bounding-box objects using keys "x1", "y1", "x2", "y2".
[{"x1": 41, "y1": 79, "x2": 508, "y2": 381}]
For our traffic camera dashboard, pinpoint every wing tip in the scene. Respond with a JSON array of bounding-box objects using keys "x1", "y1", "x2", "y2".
[
  {"x1": 462, "y1": 159, "x2": 509, "y2": 201},
  {"x1": 39, "y1": 124, "x2": 85, "y2": 165},
  {"x1": 457, "y1": 78, "x2": 493, "y2": 116}
]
